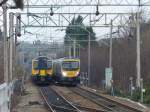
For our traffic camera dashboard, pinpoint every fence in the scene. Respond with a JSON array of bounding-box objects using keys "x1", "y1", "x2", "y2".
[{"x1": 0, "y1": 80, "x2": 21, "y2": 112}]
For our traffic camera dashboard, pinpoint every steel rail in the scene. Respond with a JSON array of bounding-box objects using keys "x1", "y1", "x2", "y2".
[
  {"x1": 50, "y1": 104, "x2": 78, "y2": 111},
  {"x1": 40, "y1": 87, "x2": 81, "y2": 112},
  {"x1": 51, "y1": 86, "x2": 111, "y2": 112},
  {"x1": 50, "y1": 86, "x2": 82, "y2": 112},
  {"x1": 70, "y1": 87, "x2": 113, "y2": 111},
  {"x1": 77, "y1": 86, "x2": 143, "y2": 112},
  {"x1": 40, "y1": 87, "x2": 56, "y2": 112},
  {"x1": 75, "y1": 104, "x2": 107, "y2": 112}
]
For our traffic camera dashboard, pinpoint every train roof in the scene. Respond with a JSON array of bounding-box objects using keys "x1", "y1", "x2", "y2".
[
  {"x1": 32, "y1": 56, "x2": 51, "y2": 61},
  {"x1": 53, "y1": 57, "x2": 80, "y2": 62},
  {"x1": 63, "y1": 58, "x2": 80, "y2": 61}
]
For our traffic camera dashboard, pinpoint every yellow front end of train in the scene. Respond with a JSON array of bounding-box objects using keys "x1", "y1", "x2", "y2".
[
  {"x1": 53, "y1": 58, "x2": 80, "y2": 85},
  {"x1": 31, "y1": 56, "x2": 53, "y2": 84}
]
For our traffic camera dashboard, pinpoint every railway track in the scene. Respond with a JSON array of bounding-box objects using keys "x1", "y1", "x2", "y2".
[
  {"x1": 75, "y1": 104, "x2": 107, "y2": 112},
  {"x1": 40, "y1": 86, "x2": 81, "y2": 112},
  {"x1": 51, "y1": 85, "x2": 108, "y2": 112},
  {"x1": 70, "y1": 87, "x2": 143, "y2": 112}
]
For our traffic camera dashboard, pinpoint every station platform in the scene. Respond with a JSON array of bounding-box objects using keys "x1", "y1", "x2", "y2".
[{"x1": 12, "y1": 82, "x2": 48, "y2": 112}]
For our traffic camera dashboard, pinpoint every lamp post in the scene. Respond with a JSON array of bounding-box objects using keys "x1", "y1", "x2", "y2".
[
  {"x1": 108, "y1": 20, "x2": 114, "y2": 93},
  {"x1": 88, "y1": 32, "x2": 91, "y2": 86},
  {"x1": 3, "y1": 4, "x2": 8, "y2": 83},
  {"x1": 9, "y1": 12, "x2": 14, "y2": 82},
  {"x1": 136, "y1": 2, "x2": 141, "y2": 88},
  {"x1": 109, "y1": 19, "x2": 113, "y2": 68}
]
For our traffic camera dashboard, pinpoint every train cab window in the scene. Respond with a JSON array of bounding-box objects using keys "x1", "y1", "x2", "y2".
[
  {"x1": 33, "y1": 61, "x2": 38, "y2": 70},
  {"x1": 38, "y1": 58, "x2": 47, "y2": 69},
  {"x1": 47, "y1": 61, "x2": 52, "y2": 69},
  {"x1": 62, "y1": 61, "x2": 79, "y2": 70}
]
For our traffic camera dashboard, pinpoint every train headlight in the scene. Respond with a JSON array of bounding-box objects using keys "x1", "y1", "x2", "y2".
[
  {"x1": 62, "y1": 72, "x2": 67, "y2": 77},
  {"x1": 75, "y1": 72, "x2": 79, "y2": 76}
]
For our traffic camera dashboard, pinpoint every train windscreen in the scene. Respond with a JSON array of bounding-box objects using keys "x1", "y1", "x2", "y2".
[
  {"x1": 38, "y1": 58, "x2": 47, "y2": 69},
  {"x1": 33, "y1": 60, "x2": 38, "y2": 70},
  {"x1": 47, "y1": 61, "x2": 52, "y2": 69},
  {"x1": 62, "y1": 61, "x2": 79, "y2": 70}
]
